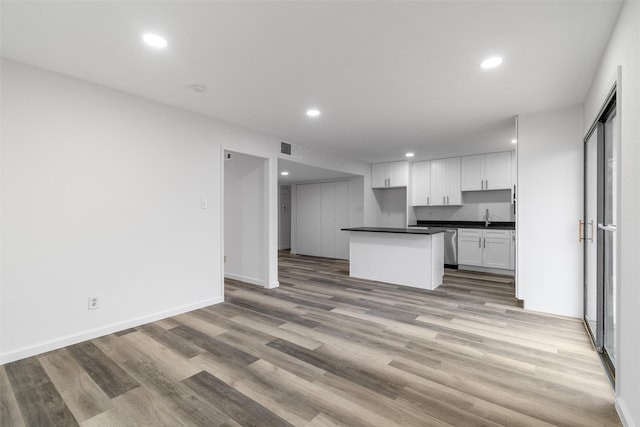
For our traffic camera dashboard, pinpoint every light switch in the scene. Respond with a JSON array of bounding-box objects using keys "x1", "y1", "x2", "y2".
[{"x1": 201, "y1": 198, "x2": 208, "y2": 209}]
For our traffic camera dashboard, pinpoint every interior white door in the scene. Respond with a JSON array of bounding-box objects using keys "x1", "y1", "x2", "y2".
[
  {"x1": 296, "y1": 183, "x2": 322, "y2": 256},
  {"x1": 321, "y1": 183, "x2": 336, "y2": 258},
  {"x1": 278, "y1": 185, "x2": 291, "y2": 250},
  {"x1": 333, "y1": 181, "x2": 350, "y2": 259}
]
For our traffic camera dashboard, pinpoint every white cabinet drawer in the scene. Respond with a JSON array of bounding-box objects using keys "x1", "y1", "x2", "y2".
[
  {"x1": 459, "y1": 229, "x2": 483, "y2": 238},
  {"x1": 483, "y1": 230, "x2": 510, "y2": 239}
]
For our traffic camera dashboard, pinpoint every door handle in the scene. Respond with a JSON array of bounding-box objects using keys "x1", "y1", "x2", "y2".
[
  {"x1": 588, "y1": 220, "x2": 594, "y2": 241},
  {"x1": 598, "y1": 223, "x2": 617, "y2": 231},
  {"x1": 579, "y1": 220, "x2": 584, "y2": 242}
]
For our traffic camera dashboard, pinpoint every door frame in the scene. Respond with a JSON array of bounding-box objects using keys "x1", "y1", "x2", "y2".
[{"x1": 582, "y1": 81, "x2": 619, "y2": 382}]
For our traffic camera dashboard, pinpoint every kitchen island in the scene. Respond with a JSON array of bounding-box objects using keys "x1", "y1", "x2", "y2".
[{"x1": 341, "y1": 227, "x2": 445, "y2": 291}]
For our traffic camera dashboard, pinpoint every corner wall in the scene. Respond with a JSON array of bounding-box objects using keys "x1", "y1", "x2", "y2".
[
  {"x1": 516, "y1": 105, "x2": 583, "y2": 318},
  {"x1": 582, "y1": 1, "x2": 640, "y2": 425}
]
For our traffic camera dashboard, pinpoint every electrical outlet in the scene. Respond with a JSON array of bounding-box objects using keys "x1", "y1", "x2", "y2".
[{"x1": 88, "y1": 296, "x2": 99, "y2": 310}]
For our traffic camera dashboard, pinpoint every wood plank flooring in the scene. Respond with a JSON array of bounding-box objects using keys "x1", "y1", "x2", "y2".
[{"x1": 1, "y1": 252, "x2": 620, "y2": 426}]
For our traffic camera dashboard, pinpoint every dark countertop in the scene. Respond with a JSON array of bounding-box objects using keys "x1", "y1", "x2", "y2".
[
  {"x1": 412, "y1": 220, "x2": 516, "y2": 230},
  {"x1": 342, "y1": 227, "x2": 445, "y2": 235}
]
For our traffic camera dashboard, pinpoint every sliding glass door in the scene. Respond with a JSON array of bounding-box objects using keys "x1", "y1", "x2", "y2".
[{"x1": 583, "y1": 91, "x2": 617, "y2": 380}]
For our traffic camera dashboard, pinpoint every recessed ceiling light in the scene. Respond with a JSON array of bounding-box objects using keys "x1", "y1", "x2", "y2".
[
  {"x1": 142, "y1": 33, "x2": 167, "y2": 49},
  {"x1": 280, "y1": 171, "x2": 289, "y2": 176},
  {"x1": 481, "y1": 56, "x2": 503, "y2": 69},
  {"x1": 511, "y1": 139, "x2": 517, "y2": 144},
  {"x1": 306, "y1": 109, "x2": 321, "y2": 117},
  {"x1": 405, "y1": 152, "x2": 415, "y2": 158}
]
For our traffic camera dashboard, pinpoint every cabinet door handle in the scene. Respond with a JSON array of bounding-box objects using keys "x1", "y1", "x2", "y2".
[
  {"x1": 478, "y1": 238, "x2": 481, "y2": 248},
  {"x1": 485, "y1": 179, "x2": 488, "y2": 189},
  {"x1": 447, "y1": 196, "x2": 449, "y2": 205},
  {"x1": 427, "y1": 196, "x2": 429, "y2": 205},
  {"x1": 483, "y1": 238, "x2": 486, "y2": 248},
  {"x1": 443, "y1": 196, "x2": 445, "y2": 205},
  {"x1": 481, "y1": 180, "x2": 483, "y2": 189}
]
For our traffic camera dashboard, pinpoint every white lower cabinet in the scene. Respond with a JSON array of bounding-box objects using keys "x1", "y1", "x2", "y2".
[
  {"x1": 458, "y1": 229, "x2": 483, "y2": 266},
  {"x1": 458, "y1": 229, "x2": 512, "y2": 270}
]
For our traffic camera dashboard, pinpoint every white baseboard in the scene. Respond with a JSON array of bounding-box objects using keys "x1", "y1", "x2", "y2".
[
  {"x1": 616, "y1": 396, "x2": 635, "y2": 427},
  {"x1": 224, "y1": 272, "x2": 266, "y2": 287},
  {"x1": 223, "y1": 273, "x2": 279, "y2": 289},
  {"x1": 267, "y1": 280, "x2": 280, "y2": 289},
  {"x1": 0, "y1": 296, "x2": 223, "y2": 365}
]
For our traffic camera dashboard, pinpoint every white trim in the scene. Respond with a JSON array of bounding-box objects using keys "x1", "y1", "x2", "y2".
[
  {"x1": 268, "y1": 280, "x2": 280, "y2": 289},
  {"x1": 0, "y1": 297, "x2": 223, "y2": 365},
  {"x1": 615, "y1": 396, "x2": 633, "y2": 427},
  {"x1": 224, "y1": 272, "x2": 267, "y2": 288}
]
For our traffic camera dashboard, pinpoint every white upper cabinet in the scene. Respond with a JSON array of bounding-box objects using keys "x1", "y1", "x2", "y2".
[
  {"x1": 461, "y1": 152, "x2": 512, "y2": 191},
  {"x1": 371, "y1": 161, "x2": 409, "y2": 188},
  {"x1": 371, "y1": 163, "x2": 388, "y2": 188},
  {"x1": 430, "y1": 157, "x2": 461, "y2": 206},
  {"x1": 411, "y1": 161, "x2": 431, "y2": 205}
]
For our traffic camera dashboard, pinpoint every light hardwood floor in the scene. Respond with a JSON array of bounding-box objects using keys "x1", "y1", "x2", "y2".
[{"x1": 1, "y1": 252, "x2": 621, "y2": 426}]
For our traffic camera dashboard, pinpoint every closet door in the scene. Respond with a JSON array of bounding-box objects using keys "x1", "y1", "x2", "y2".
[
  {"x1": 321, "y1": 183, "x2": 336, "y2": 258},
  {"x1": 296, "y1": 183, "x2": 322, "y2": 256},
  {"x1": 333, "y1": 181, "x2": 350, "y2": 260}
]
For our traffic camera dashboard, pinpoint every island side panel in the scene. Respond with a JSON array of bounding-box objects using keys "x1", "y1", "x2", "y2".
[
  {"x1": 348, "y1": 231, "x2": 440, "y2": 290},
  {"x1": 431, "y1": 232, "x2": 444, "y2": 289}
]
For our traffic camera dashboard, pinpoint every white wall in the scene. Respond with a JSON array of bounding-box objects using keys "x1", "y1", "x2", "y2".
[
  {"x1": 517, "y1": 105, "x2": 583, "y2": 318},
  {"x1": 414, "y1": 190, "x2": 514, "y2": 222},
  {"x1": 373, "y1": 188, "x2": 407, "y2": 227},
  {"x1": 0, "y1": 59, "x2": 227, "y2": 362},
  {"x1": 582, "y1": 1, "x2": 640, "y2": 425},
  {"x1": 224, "y1": 152, "x2": 268, "y2": 286},
  {"x1": 0, "y1": 59, "x2": 375, "y2": 363}
]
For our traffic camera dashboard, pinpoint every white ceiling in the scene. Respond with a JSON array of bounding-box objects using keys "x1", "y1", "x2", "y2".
[
  {"x1": 278, "y1": 158, "x2": 356, "y2": 185},
  {"x1": 1, "y1": 1, "x2": 622, "y2": 164}
]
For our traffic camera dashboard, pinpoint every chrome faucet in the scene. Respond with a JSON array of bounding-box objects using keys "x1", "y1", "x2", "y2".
[{"x1": 485, "y1": 209, "x2": 491, "y2": 227}]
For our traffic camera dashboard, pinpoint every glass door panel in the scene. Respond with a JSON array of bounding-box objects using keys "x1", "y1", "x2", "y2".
[
  {"x1": 602, "y1": 106, "x2": 617, "y2": 368},
  {"x1": 584, "y1": 91, "x2": 617, "y2": 381},
  {"x1": 584, "y1": 131, "x2": 599, "y2": 344}
]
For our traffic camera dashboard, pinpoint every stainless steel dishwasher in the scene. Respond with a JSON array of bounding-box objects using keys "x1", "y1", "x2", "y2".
[{"x1": 442, "y1": 228, "x2": 458, "y2": 268}]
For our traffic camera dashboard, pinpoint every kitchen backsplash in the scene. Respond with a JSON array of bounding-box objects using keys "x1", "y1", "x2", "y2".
[{"x1": 414, "y1": 190, "x2": 514, "y2": 222}]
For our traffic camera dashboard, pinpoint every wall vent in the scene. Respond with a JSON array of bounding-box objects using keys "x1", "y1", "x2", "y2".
[{"x1": 280, "y1": 141, "x2": 302, "y2": 159}]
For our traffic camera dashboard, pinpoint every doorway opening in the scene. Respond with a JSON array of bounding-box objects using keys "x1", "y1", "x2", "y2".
[{"x1": 223, "y1": 150, "x2": 269, "y2": 287}]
